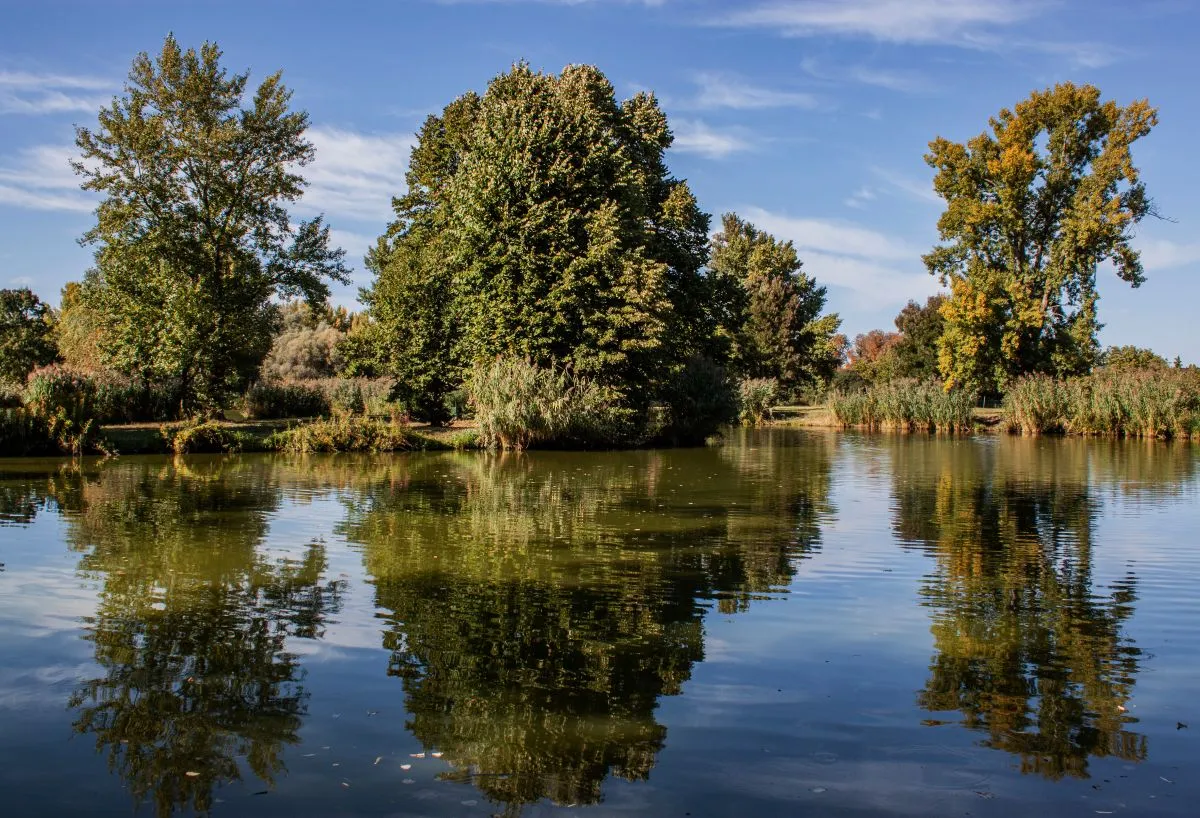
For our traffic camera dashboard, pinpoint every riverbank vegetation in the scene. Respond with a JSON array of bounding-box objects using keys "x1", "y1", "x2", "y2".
[{"x1": 0, "y1": 36, "x2": 1191, "y2": 455}]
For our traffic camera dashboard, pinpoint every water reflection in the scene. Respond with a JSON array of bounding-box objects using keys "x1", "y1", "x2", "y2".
[
  {"x1": 341, "y1": 438, "x2": 834, "y2": 811},
  {"x1": 56, "y1": 459, "x2": 343, "y2": 817},
  {"x1": 888, "y1": 437, "x2": 1146, "y2": 778}
]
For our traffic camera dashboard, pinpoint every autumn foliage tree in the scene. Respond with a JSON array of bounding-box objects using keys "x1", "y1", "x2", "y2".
[{"x1": 925, "y1": 83, "x2": 1157, "y2": 394}]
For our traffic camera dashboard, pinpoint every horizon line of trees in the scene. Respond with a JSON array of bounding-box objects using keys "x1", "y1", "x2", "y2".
[{"x1": 0, "y1": 35, "x2": 1185, "y2": 444}]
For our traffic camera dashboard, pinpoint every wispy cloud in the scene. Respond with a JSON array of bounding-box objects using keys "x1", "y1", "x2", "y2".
[
  {"x1": 738, "y1": 205, "x2": 938, "y2": 307},
  {"x1": 685, "y1": 71, "x2": 818, "y2": 110},
  {"x1": 844, "y1": 187, "x2": 876, "y2": 209},
  {"x1": 300, "y1": 127, "x2": 415, "y2": 224},
  {"x1": 801, "y1": 57, "x2": 929, "y2": 94},
  {"x1": 0, "y1": 144, "x2": 93, "y2": 212},
  {"x1": 672, "y1": 119, "x2": 754, "y2": 158},
  {"x1": 715, "y1": 0, "x2": 1036, "y2": 45},
  {"x1": 1138, "y1": 238, "x2": 1200, "y2": 272},
  {"x1": 0, "y1": 70, "x2": 113, "y2": 116},
  {"x1": 870, "y1": 166, "x2": 940, "y2": 205}
]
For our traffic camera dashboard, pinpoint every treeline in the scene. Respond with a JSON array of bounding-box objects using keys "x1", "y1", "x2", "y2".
[
  {"x1": 1, "y1": 39, "x2": 845, "y2": 452},
  {"x1": 0, "y1": 35, "x2": 1187, "y2": 451}
]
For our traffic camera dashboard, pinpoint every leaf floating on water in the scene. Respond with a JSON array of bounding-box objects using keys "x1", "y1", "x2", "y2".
[
  {"x1": 341, "y1": 782, "x2": 350, "y2": 788},
  {"x1": 185, "y1": 771, "x2": 200, "y2": 778},
  {"x1": 400, "y1": 764, "x2": 412, "y2": 771},
  {"x1": 410, "y1": 752, "x2": 425, "y2": 758},
  {"x1": 374, "y1": 756, "x2": 383, "y2": 766},
  {"x1": 302, "y1": 753, "x2": 316, "y2": 757},
  {"x1": 810, "y1": 787, "x2": 826, "y2": 794},
  {"x1": 1160, "y1": 776, "x2": 1174, "y2": 784},
  {"x1": 431, "y1": 752, "x2": 443, "y2": 758}
]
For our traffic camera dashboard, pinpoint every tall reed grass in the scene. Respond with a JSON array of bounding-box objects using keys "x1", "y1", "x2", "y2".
[
  {"x1": 1004, "y1": 369, "x2": 1200, "y2": 439},
  {"x1": 468, "y1": 357, "x2": 633, "y2": 450},
  {"x1": 242, "y1": 378, "x2": 398, "y2": 420},
  {"x1": 827, "y1": 379, "x2": 975, "y2": 433}
]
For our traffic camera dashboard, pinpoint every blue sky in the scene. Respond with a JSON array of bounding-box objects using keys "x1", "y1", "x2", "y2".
[{"x1": 2, "y1": 0, "x2": 1198, "y2": 359}]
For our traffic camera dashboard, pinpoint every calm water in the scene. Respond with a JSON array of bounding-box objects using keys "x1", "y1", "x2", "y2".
[{"x1": 1, "y1": 430, "x2": 1198, "y2": 817}]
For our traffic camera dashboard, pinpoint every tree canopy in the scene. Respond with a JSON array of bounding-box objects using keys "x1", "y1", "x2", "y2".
[
  {"x1": 925, "y1": 82, "x2": 1158, "y2": 394},
  {"x1": 74, "y1": 34, "x2": 348, "y2": 413},
  {"x1": 363, "y1": 63, "x2": 725, "y2": 427},
  {"x1": 708, "y1": 213, "x2": 842, "y2": 393},
  {"x1": 0, "y1": 287, "x2": 57, "y2": 386}
]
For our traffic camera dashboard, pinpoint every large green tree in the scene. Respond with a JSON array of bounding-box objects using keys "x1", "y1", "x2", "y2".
[
  {"x1": 0, "y1": 287, "x2": 58, "y2": 385},
  {"x1": 925, "y1": 83, "x2": 1157, "y2": 394},
  {"x1": 364, "y1": 63, "x2": 718, "y2": 423},
  {"x1": 708, "y1": 213, "x2": 842, "y2": 392},
  {"x1": 74, "y1": 35, "x2": 348, "y2": 413}
]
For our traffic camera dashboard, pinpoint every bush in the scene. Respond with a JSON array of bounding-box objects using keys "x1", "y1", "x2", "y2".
[
  {"x1": 738, "y1": 378, "x2": 779, "y2": 425},
  {"x1": 0, "y1": 408, "x2": 58, "y2": 456},
  {"x1": 91, "y1": 372, "x2": 182, "y2": 424},
  {"x1": 656, "y1": 357, "x2": 739, "y2": 446},
  {"x1": 270, "y1": 416, "x2": 420, "y2": 453},
  {"x1": 328, "y1": 379, "x2": 365, "y2": 416},
  {"x1": 468, "y1": 357, "x2": 634, "y2": 450},
  {"x1": 0, "y1": 382, "x2": 23, "y2": 409},
  {"x1": 828, "y1": 379, "x2": 974, "y2": 433},
  {"x1": 165, "y1": 420, "x2": 249, "y2": 454},
  {"x1": 243, "y1": 381, "x2": 330, "y2": 420}
]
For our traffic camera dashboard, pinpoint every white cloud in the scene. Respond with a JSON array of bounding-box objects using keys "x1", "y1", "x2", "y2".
[
  {"x1": 716, "y1": 0, "x2": 1035, "y2": 45},
  {"x1": 1137, "y1": 238, "x2": 1200, "y2": 272},
  {"x1": 801, "y1": 57, "x2": 930, "y2": 94},
  {"x1": 0, "y1": 144, "x2": 93, "y2": 212},
  {"x1": 737, "y1": 205, "x2": 938, "y2": 307},
  {"x1": 844, "y1": 187, "x2": 876, "y2": 209},
  {"x1": 0, "y1": 70, "x2": 113, "y2": 115},
  {"x1": 870, "y1": 166, "x2": 941, "y2": 205},
  {"x1": 686, "y1": 71, "x2": 818, "y2": 110},
  {"x1": 672, "y1": 119, "x2": 753, "y2": 158},
  {"x1": 299, "y1": 127, "x2": 415, "y2": 224}
]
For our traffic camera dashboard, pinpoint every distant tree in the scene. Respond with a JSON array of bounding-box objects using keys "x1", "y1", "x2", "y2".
[
  {"x1": 1101, "y1": 345, "x2": 1168, "y2": 372},
  {"x1": 846, "y1": 329, "x2": 901, "y2": 383},
  {"x1": 259, "y1": 301, "x2": 346, "y2": 380},
  {"x1": 890, "y1": 295, "x2": 947, "y2": 380},
  {"x1": 55, "y1": 281, "x2": 106, "y2": 371},
  {"x1": 0, "y1": 287, "x2": 57, "y2": 385},
  {"x1": 926, "y1": 83, "x2": 1158, "y2": 394},
  {"x1": 73, "y1": 35, "x2": 348, "y2": 414},
  {"x1": 709, "y1": 213, "x2": 842, "y2": 392}
]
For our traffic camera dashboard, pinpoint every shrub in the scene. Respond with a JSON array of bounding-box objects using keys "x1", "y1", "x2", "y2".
[
  {"x1": 656, "y1": 357, "x2": 739, "y2": 446},
  {"x1": 0, "y1": 382, "x2": 22, "y2": 409},
  {"x1": 243, "y1": 381, "x2": 329, "y2": 420},
  {"x1": 270, "y1": 416, "x2": 420, "y2": 453},
  {"x1": 165, "y1": 420, "x2": 249, "y2": 454},
  {"x1": 738, "y1": 378, "x2": 779, "y2": 426},
  {"x1": 468, "y1": 357, "x2": 634, "y2": 450},
  {"x1": 91, "y1": 372, "x2": 182, "y2": 424},
  {"x1": 0, "y1": 408, "x2": 57, "y2": 456},
  {"x1": 328, "y1": 379, "x2": 365, "y2": 416}
]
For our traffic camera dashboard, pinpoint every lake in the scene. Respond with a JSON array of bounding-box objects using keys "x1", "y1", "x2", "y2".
[{"x1": 1, "y1": 429, "x2": 1197, "y2": 817}]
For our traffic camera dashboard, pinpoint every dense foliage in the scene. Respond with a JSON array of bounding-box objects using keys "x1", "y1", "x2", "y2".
[
  {"x1": 74, "y1": 35, "x2": 348, "y2": 414},
  {"x1": 926, "y1": 83, "x2": 1158, "y2": 394},
  {"x1": 0, "y1": 288, "x2": 57, "y2": 386}
]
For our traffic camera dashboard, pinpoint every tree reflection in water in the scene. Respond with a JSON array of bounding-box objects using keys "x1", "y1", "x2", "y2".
[
  {"x1": 53, "y1": 458, "x2": 344, "y2": 817},
  {"x1": 888, "y1": 437, "x2": 1150, "y2": 779},
  {"x1": 342, "y1": 434, "x2": 834, "y2": 812}
]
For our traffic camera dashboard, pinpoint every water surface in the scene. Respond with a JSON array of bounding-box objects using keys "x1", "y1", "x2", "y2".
[{"x1": 1, "y1": 430, "x2": 1197, "y2": 816}]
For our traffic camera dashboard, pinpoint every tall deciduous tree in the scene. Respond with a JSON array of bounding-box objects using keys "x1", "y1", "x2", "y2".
[
  {"x1": 0, "y1": 287, "x2": 58, "y2": 385},
  {"x1": 74, "y1": 35, "x2": 348, "y2": 413},
  {"x1": 925, "y1": 83, "x2": 1157, "y2": 394},
  {"x1": 890, "y1": 294, "x2": 946, "y2": 381},
  {"x1": 364, "y1": 63, "x2": 720, "y2": 423},
  {"x1": 708, "y1": 213, "x2": 842, "y2": 392}
]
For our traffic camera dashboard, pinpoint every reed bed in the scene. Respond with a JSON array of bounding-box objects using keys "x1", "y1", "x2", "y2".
[
  {"x1": 828, "y1": 379, "x2": 975, "y2": 433},
  {"x1": 1004, "y1": 369, "x2": 1200, "y2": 439}
]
